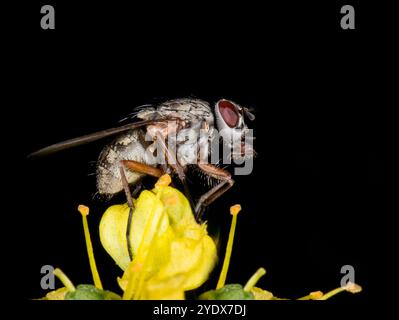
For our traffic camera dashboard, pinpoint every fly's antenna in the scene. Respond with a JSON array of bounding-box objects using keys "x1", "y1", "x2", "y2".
[{"x1": 243, "y1": 107, "x2": 256, "y2": 121}]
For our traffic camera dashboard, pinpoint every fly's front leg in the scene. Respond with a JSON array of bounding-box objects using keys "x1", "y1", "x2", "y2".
[
  {"x1": 195, "y1": 163, "x2": 235, "y2": 220},
  {"x1": 119, "y1": 160, "x2": 165, "y2": 260},
  {"x1": 155, "y1": 133, "x2": 185, "y2": 181},
  {"x1": 155, "y1": 132, "x2": 195, "y2": 210}
]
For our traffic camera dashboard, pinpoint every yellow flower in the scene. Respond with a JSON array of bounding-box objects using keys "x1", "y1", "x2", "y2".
[
  {"x1": 99, "y1": 174, "x2": 218, "y2": 300},
  {"x1": 35, "y1": 174, "x2": 363, "y2": 301}
]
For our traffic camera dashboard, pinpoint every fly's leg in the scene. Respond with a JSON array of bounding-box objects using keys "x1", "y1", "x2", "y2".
[
  {"x1": 119, "y1": 164, "x2": 135, "y2": 261},
  {"x1": 194, "y1": 163, "x2": 235, "y2": 220},
  {"x1": 195, "y1": 179, "x2": 234, "y2": 220},
  {"x1": 119, "y1": 160, "x2": 165, "y2": 260},
  {"x1": 131, "y1": 182, "x2": 143, "y2": 198},
  {"x1": 121, "y1": 159, "x2": 163, "y2": 178},
  {"x1": 154, "y1": 133, "x2": 195, "y2": 210},
  {"x1": 155, "y1": 132, "x2": 185, "y2": 181}
]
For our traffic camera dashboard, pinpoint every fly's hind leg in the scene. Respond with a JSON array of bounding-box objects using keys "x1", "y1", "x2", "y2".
[
  {"x1": 194, "y1": 163, "x2": 235, "y2": 221},
  {"x1": 119, "y1": 160, "x2": 164, "y2": 260}
]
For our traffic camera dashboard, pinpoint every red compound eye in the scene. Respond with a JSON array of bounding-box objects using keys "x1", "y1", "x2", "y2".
[{"x1": 218, "y1": 100, "x2": 239, "y2": 128}]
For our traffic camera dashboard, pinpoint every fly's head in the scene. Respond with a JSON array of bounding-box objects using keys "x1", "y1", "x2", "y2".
[{"x1": 214, "y1": 99, "x2": 255, "y2": 161}]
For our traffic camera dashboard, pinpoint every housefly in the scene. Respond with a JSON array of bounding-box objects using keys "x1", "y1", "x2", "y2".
[{"x1": 29, "y1": 98, "x2": 255, "y2": 259}]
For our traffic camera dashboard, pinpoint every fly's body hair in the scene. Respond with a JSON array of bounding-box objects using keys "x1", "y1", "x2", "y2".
[{"x1": 191, "y1": 162, "x2": 225, "y2": 188}]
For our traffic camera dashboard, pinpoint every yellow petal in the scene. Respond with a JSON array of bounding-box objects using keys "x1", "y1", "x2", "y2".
[
  {"x1": 182, "y1": 234, "x2": 217, "y2": 290},
  {"x1": 250, "y1": 287, "x2": 274, "y2": 300},
  {"x1": 156, "y1": 236, "x2": 204, "y2": 279},
  {"x1": 130, "y1": 190, "x2": 169, "y2": 261},
  {"x1": 100, "y1": 190, "x2": 170, "y2": 271},
  {"x1": 154, "y1": 186, "x2": 196, "y2": 229},
  {"x1": 38, "y1": 287, "x2": 69, "y2": 300},
  {"x1": 99, "y1": 203, "x2": 132, "y2": 270},
  {"x1": 142, "y1": 224, "x2": 217, "y2": 292},
  {"x1": 144, "y1": 274, "x2": 186, "y2": 300}
]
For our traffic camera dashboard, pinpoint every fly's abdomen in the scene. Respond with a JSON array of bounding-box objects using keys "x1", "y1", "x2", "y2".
[{"x1": 96, "y1": 129, "x2": 148, "y2": 195}]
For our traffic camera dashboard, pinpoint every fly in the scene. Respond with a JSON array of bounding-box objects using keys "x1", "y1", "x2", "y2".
[{"x1": 29, "y1": 98, "x2": 255, "y2": 260}]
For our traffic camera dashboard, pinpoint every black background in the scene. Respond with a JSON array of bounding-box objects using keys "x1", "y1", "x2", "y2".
[{"x1": 5, "y1": 0, "x2": 395, "y2": 313}]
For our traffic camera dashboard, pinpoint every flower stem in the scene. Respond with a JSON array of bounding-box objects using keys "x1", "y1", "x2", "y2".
[
  {"x1": 78, "y1": 205, "x2": 103, "y2": 290},
  {"x1": 54, "y1": 268, "x2": 75, "y2": 292},
  {"x1": 244, "y1": 268, "x2": 266, "y2": 292},
  {"x1": 216, "y1": 204, "x2": 241, "y2": 289}
]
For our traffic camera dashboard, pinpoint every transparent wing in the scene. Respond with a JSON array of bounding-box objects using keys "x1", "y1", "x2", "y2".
[{"x1": 28, "y1": 120, "x2": 154, "y2": 158}]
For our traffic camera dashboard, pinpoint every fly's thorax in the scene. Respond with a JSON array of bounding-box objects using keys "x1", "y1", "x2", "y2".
[
  {"x1": 136, "y1": 99, "x2": 217, "y2": 167},
  {"x1": 146, "y1": 118, "x2": 186, "y2": 140},
  {"x1": 136, "y1": 98, "x2": 215, "y2": 127},
  {"x1": 96, "y1": 129, "x2": 149, "y2": 195},
  {"x1": 173, "y1": 120, "x2": 216, "y2": 166}
]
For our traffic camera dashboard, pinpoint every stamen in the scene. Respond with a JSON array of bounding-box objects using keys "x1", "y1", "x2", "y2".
[
  {"x1": 318, "y1": 282, "x2": 362, "y2": 300},
  {"x1": 155, "y1": 174, "x2": 172, "y2": 188},
  {"x1": 216, "y1": 204, "x2": 241, "y2": 289},
  {"x1": 244, "y1": 268, "x2": 266, "y2": 292},
  {"x1": 78, "y1": 205, "x2": 103, "y2": 290},
  {"x1": 54, "y1": 268, "x2": 75, "y2": 292}
]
